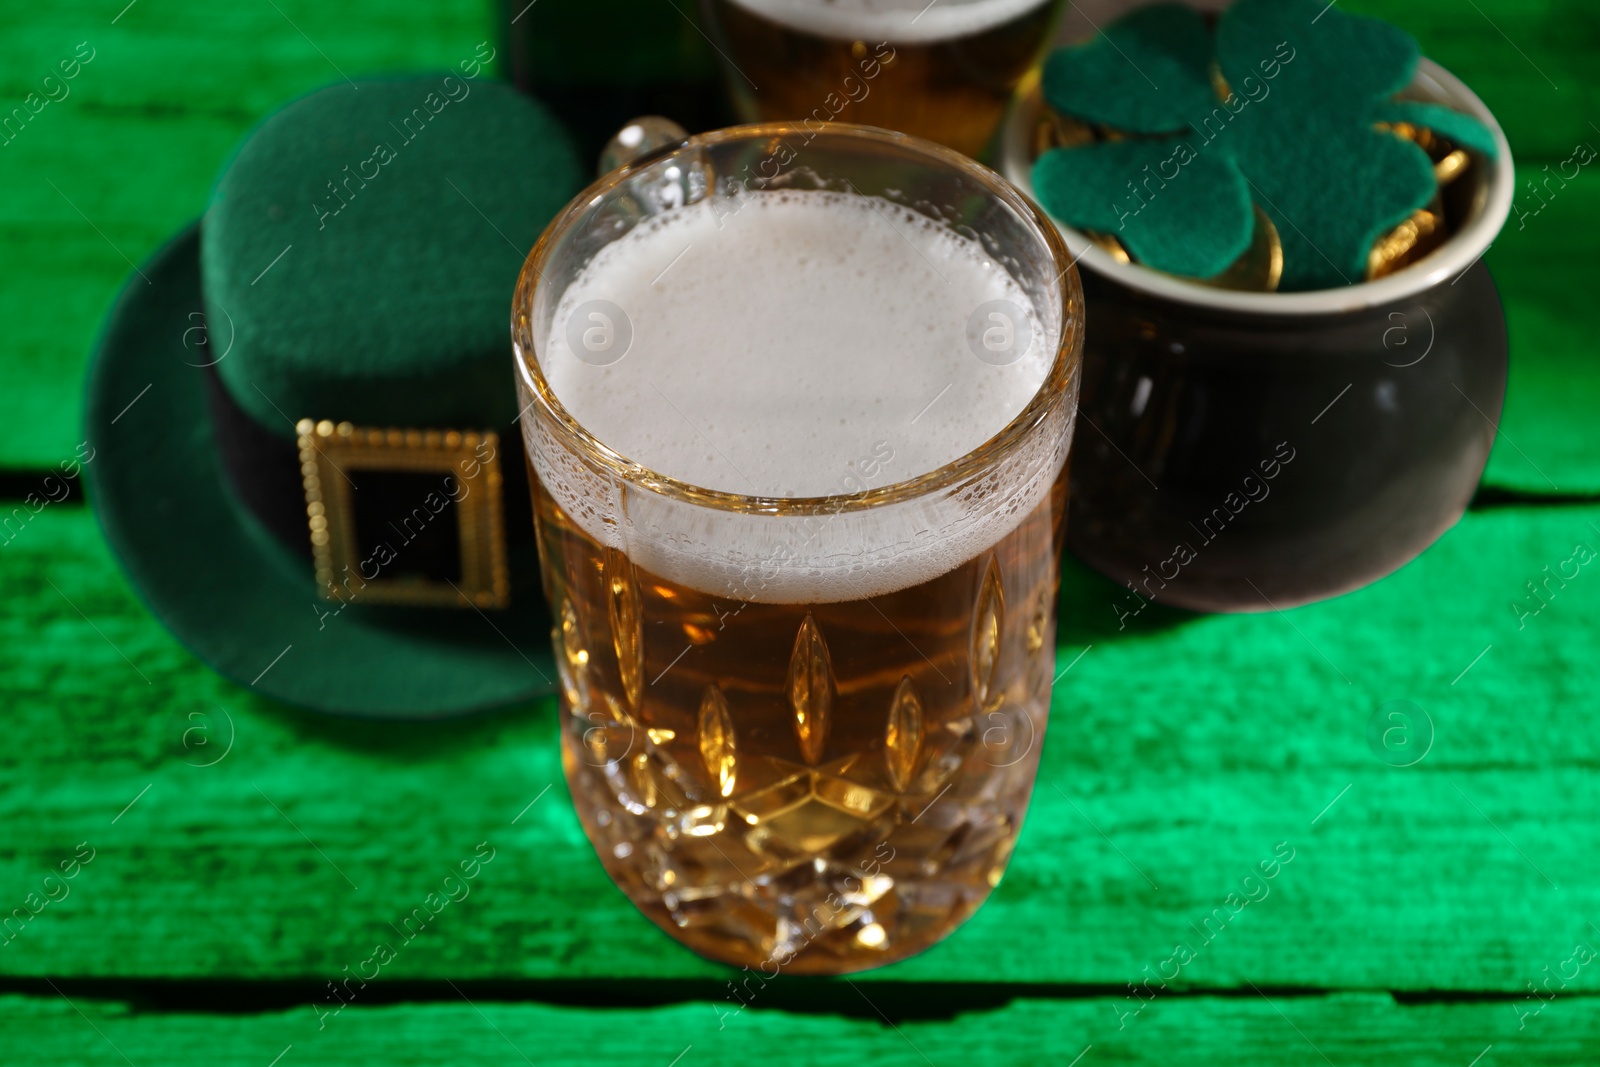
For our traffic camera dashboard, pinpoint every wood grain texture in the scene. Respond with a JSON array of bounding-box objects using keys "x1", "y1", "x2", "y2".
[
  {"x1": 4, "y1": 504, "x2": 1597, "y2": 988},
  {"x1": 5, "y1": 991, "x2": 1600, "y2": 1066},
  {"x1": 1479, "y1": 177, "x2": 1600, "y2": 494}
]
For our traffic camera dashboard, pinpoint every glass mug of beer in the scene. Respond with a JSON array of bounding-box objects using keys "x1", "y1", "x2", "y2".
[
  {"x1": 701, "y1": 0, "x2": 1065, "y2": 158},
  {"x1": 513, "y1": 123, "x2": 1083, "y2": 974}
]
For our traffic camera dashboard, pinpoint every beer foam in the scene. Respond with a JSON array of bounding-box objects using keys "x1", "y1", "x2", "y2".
[
  {"x1": 525, "y1": 189, "x2": 1072, "y2": 602},
  {"x1": 721, "y1": 0, "x2": 1054, "y2": 45}
]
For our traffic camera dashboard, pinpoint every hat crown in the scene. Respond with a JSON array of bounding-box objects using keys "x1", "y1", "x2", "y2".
[{"x1": 203, "y1": 76, "x2": 582, "y2": 437}]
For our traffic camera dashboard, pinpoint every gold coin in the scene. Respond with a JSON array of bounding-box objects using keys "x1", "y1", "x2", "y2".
[
  {"x1": 1209, "y1": 61, "x2": 1232, "y2": 104},
  {"x1": 1085, "y1": 230, "x2": 1133, "y2": 264},
  {"x1": 1033, "y1": 109, "x2": 1098, "y2": 155},
  {"x1": 1376, "y1": 120, "x2": 1438, "y2": 154},
  {"x1": 1378, "y1": 118, "x2": 1474, "y2": 181},
  {"x1": 1367, "y1": 205, "x2": 1447, "y2": 280},
  {"x1": 1434, "y1": 148, "x2": 1472, "y2": 185},
  {"x1": 1369, "y1": 121, "x2": 1467, "y2": 276},
  {"x1": 1194, "y1": 206, "x2": 1283, "y2": 292}
]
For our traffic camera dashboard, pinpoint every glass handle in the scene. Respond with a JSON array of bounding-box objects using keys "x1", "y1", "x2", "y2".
[{"x1": 598, "y1": 116, "x2": 691, "y2": 176}]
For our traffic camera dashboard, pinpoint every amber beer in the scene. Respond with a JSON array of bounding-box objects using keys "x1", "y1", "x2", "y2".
[
  {"x1": 514, "y1": 126, "x2": 1081, "y2": 974},
  {"x1": 536, "y1": 470, "x2": 1065, "y2": 972},
  {"x1": 704, "y1": 0, "x2": 1063, "y2": 157}
]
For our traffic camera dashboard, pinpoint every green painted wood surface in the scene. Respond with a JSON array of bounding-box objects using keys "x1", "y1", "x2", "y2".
[
  {"x1": 1478, "y1": 179, "x2": 1600, "y2": 495},
  {"x1": 2, "y1": 1, "x2": 1598, "y2": 1059},
  {"x1": 4, "y1": 503, "x2": 1597, "y2": 988},
  {"x1": 5, "y1": 992, "x2": 1600, "y2": 1065},
  {"x1": 1, "y1": 0, "x2": 1597, "y2": 491}
]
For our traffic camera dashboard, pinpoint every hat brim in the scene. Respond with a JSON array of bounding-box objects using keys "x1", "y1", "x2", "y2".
[{"x1": 83, "y1": 223, "x2": 557, "y2": 718}]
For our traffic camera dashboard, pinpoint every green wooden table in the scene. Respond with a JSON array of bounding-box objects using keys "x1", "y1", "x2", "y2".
[{"x1": 4, "y1": 1, "x2": 1599, "y2": 1062}]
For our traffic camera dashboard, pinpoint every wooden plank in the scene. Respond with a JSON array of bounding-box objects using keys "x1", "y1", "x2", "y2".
[
  {"x1": 5, "y1": 992, "x2": 1600, "y2": 1065},
  {"x1": 4, "y1": 503, "x2": 1599, "y2": 988},
  {"x1": 0, "y1": 0, "x2": 499, "y2": 469},
  {"x1": 1480, "y1": 177, "x2": 1600, "y2": 494}
]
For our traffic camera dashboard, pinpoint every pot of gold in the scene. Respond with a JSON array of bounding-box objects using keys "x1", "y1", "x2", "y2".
[{"x1": 998, "y1": 0, "x2": 1514, "y2": 612}]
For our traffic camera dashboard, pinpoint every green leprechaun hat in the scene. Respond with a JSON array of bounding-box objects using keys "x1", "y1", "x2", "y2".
[{"x1": 83, "y1": 75, "x2": 583, "y2": 718}]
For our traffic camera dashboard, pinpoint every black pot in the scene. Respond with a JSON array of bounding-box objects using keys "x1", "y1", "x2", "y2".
[
  {"x1": 1000, "y1": 58, "x2": 1515, "y2": 611},
  {"x1": 1068, "y1": 262, "x2": 1506, "y2": 611}
]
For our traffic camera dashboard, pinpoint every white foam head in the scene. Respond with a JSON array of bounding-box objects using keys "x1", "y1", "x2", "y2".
[
  {"x1": 721, "y1": 0, "x2": 1055, "y2": 45},
  {"x1": 523, "y1": 189, "x2": 1072, "y2": 603}
]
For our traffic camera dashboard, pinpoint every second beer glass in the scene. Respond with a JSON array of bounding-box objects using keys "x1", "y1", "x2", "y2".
[
  {"x1": 703, "y1": 0, "x2": 1065, "y2": 157},
  {"x1": 514, "y1": 124, "x2": 1082, "y2": 974}
]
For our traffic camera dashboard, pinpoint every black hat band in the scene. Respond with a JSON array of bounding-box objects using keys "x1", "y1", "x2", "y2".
[{"x1": 203, "y1": 363, "x2": 529, "y2": 610}]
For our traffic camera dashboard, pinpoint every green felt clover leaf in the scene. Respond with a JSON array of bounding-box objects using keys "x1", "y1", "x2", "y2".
[
  {"x1": 1032, "y1": 0, "x2": 1498, "y2": 291},
  {"x1": 1035, "y1": 136, "x2": 1255, "y2": 279},
  {"x1": 1040, "y1": 5, "x2": 1213, "y2": 134},
  {"x1": 1215, "y1": 0, "x2": 1417, "y2": 111}
]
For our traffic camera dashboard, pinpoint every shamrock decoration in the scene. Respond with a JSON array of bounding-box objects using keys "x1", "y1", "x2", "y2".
[{"x1": 1031, "y1": 0, "x2": 1498, "y2": 291}]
